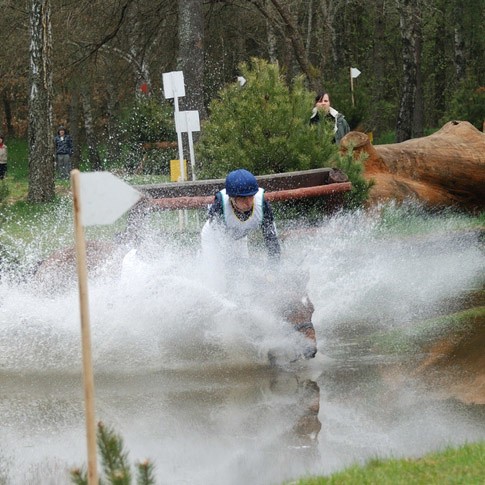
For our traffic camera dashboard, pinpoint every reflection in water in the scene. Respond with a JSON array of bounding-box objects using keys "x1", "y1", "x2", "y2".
[
  {"x1": 1, "y1": 204, "x2": 484, "y2": 484},
  {"x1": 0, "y1": 370, "x2": 322, "y2": 485}
]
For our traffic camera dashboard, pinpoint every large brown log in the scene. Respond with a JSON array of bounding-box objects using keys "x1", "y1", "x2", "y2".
[{"x1": 341, "y1": 120, "x2": 485, "y2": 211}]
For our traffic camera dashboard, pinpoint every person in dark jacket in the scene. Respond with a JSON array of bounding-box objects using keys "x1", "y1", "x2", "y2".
[
  {"x1": 0, "y1": 134, "x2": 7, "y2": 180},
  {"x1": 54, "y1": 126, "x2": 73, "y2": 179},
  {"x1": 309, "y1": 92, "x2": 350, "y2": 144}
]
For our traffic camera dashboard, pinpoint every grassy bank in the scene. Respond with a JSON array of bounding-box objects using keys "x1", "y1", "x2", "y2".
[{"x1": 293, "y1": 441, "x2": 485, "y2": 484}]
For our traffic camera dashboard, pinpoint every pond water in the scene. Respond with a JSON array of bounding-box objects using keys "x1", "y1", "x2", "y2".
[{"x1": 1, "y1": 204, "x2": 484, "y2": 484}]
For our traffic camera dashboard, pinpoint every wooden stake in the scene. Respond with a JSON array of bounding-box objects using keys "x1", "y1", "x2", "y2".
[{"x1": 71, "y1": 169, "x2": 99, "y2": 485}]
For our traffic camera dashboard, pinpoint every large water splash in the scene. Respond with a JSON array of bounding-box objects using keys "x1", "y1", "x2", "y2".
[
  {"x1": 1, "y1": 201, "x2": 484, "y2": 485},
  {"x1": 0, "y1": 202, "x2": 483, "y2": 375}
]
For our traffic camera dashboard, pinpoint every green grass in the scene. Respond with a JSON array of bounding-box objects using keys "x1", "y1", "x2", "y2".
[
  {"x1": 5, "y1": 137, "x2": 29, "y2": 180},
  {"x1": 373, "y1": 127, "x2": 441, "y2": 145},
  {"x1": 370, "y1": 304, "x2": 485, "y2": 355},
  {"x1": 0, "y1": 138, "x2": 176, "y2": 258},
  {"x1": 293, "y1": 441, "x2": 485, "y2": 484}
]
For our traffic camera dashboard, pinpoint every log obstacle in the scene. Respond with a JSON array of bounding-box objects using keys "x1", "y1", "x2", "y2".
[
  {"x1": 341, "y1": 120, "x2": 485, "y2": 211},
  {"x1": 147, "y1": 182, "x2": 352, "y2": 210},
  {"x1": 134, "y1": 167, "x2": 352, "y2": 211}
]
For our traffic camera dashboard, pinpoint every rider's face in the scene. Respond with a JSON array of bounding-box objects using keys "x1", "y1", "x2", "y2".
[{"x1": 232, "y1": 196, "x2": 254, "y2": 212}]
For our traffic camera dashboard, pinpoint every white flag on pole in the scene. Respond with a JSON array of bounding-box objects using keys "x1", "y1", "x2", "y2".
[
  {"x1": 350, "y1": 67, "x2": 361, "y2": 79},
  {"x1": 79, "y1": 172, "x2": 141, "y2": 226}
]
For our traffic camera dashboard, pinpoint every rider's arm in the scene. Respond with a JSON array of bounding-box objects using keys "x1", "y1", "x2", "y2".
[{"x1": 262, "y1": 199, "x2": 281, "y2": 261}]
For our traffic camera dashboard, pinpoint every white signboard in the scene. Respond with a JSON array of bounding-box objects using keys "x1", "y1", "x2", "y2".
[
  {"x1": 162, "y1": 71, "x2": 186, "y2": 99},
  {"x1": 350, "y1": 67, "x2": 361, "y2": 78},
  {"x1": 175, "y1": 110, "x2": 201, "y2": 133}
]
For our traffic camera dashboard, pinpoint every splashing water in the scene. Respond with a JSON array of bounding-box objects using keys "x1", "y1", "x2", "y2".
[{"x1": 0, "y1": 201, "x2": 484, "y2": 484}]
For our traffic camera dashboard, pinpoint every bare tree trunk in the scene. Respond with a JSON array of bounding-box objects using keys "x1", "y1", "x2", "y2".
[
  {"x1": 372, "y1": 0, "x2": 387, "y2": 132},
  {"x1": 395, "y1": 0, "x2": 419, "y2": 142},
  {"x1": 433, "y1": 5, "x2": 447, "y2": 124},
  {"x1": 305, "y1": 0, "x2": 313, "y2": 60},
  {"x1": 177, "y1": 0, "x2": 206, "y2": 119},
  {"x1": 106, "y1": 78, "x2": 121, "y2": 164},
  {"x1": 413, "y1": 27, "x2": 424, "y2": 137},
  {"x1": 28, "y1": 0, "x2": 55, "y2": 203},
  {"x1": 2, "y1": 92, "x2": 15, "y2": 137},
  {"x1": 127, "y1": 3, "x2": 152, "y2": 97},
  {"x1": 268, "y1": 0, "x2": 316, "y2": 88},
  {"x1": 69, "y1": 89, "x2": 81, "y2": 170},
  {"x1": 453, "y1": 0, "x2": 466, "y2": 81},
  {"x1": 81, "y1": 87, "x2": 102, "y2": 171},
  {"x1": 317, "y1": 0, "x2": 340, "y2": 85},
  {"x1": 265, "y1": 0, "x2": 278, "y2": 64}
]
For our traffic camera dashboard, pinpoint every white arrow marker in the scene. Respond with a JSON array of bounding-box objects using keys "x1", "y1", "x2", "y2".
[
  {"x1": 350, "y1": 67, "x2": 361, "y2": 78},
  {"x1": 237, "y1": 76, "x2": 247, "y2": 87},
  {"x1": 79, "y1": 171, "x2": 141, "y2": 226},
  {"x1": 70, "y1": 169, "x2": 141, "y2": 485}
]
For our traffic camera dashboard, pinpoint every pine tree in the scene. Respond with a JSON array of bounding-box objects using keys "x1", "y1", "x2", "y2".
[
  {"x1": 196, "y1": 57, "x2": 337, "y2": 178},
  {"x1": 71, "y1": 422, "x2": 156, "y2": 485}
]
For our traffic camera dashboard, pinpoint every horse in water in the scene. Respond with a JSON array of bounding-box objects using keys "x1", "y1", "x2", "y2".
[
  {"x1": 32, "y1": 232, "x2": 318, "y2": 364},
  {"x1": 281, "y1": 293, "x2": 317, "y2": 360},
  {"x1": 260, "y1": 267, "x2": 317, "y2": 365}
]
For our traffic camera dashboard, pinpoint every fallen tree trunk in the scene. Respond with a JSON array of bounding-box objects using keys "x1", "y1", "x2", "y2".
[{"x1": 341, "y1": 120, "x2": 485, "y2": 211}]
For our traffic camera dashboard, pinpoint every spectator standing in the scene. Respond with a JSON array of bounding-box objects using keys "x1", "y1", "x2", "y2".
[
  {"x1": 54, "y1": 126, "x2": 73, "y2": 179},
  {"x1": 0, "y1": 134, "x2": 7, "y2": 180},
  {"x1": 309, "y1": 92, "x2": 350, "y2": 144}
]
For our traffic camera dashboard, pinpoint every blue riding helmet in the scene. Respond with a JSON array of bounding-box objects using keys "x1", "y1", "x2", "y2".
[{"x1": 225, "y1": 169, "x2": 259, "y2": 197}]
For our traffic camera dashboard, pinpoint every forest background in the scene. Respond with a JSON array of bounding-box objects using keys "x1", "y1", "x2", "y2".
[{"x1": 0, "y1": 0, "x2": 484, "y2": 203}]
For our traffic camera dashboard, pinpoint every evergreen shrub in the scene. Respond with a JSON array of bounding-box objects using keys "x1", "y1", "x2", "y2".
[
  {"x1": 71, "y1": 421, "x2": 156, "y2": 485},
  {"x1": 195, "y1": 57, "x2": 337, "y2": 178}
]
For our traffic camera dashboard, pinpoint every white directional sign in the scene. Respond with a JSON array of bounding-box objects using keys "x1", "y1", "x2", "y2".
[
  {"x1": 175, "y1": 110, "x2": 201, "y2": 133},
  {"x1": 350, "y1": 67, "x2": 361, "y2": 78},
  {"x1": 79, "y1": 172, "x2": 141, "y2": 226},
  {"x1": 162, "y1": 71, "x2": 186, "y2": 99}
]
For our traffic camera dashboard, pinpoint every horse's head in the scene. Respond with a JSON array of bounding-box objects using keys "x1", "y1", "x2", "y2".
[{"x1": 275, "y1": 269, "x2": 317, "y2": 360}]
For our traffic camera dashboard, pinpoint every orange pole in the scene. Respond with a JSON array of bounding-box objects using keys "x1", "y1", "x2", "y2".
[{"x1": 148, "y1": 182, "x2": 352, "y2": 210}]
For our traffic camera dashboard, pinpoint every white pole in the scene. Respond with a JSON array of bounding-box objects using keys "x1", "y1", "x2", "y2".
[
  {"x1": 173, "y1": 96, "x2": 187, "y2": 228},
  {"x1": 173, "y1": 96, "x2": 185, "y2": 182},
  {"x1": 350, "y1": 67, "x2": 355, "y2": 107},
  {"x1": 188, "y1": 130, "x2": 196, "y2": 181}
]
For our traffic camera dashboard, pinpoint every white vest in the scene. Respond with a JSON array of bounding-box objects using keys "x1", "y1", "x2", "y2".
[
  {"x1": 200, "y1": 187, "x2": 265, "y2": 270},
  {"x1": 220, "y1": 188, "x2": 264, "y2": 240}
]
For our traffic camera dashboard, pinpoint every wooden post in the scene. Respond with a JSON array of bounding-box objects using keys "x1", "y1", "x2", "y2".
[{"x1": 71, "y1": 169, "x2": 99, "y2": 485}]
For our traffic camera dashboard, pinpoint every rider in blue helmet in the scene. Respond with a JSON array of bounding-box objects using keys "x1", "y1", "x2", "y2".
[
  {"x1": 200, "y1": 168, "x2": 280, "y2": 267},
  {"x1": 225, "y1": 169, "x2": 259, "y2": 197}
]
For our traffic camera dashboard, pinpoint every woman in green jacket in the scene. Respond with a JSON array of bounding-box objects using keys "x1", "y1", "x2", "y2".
[{"x1": 310, "y1": 91, "x2": 350, "y2": 144}]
